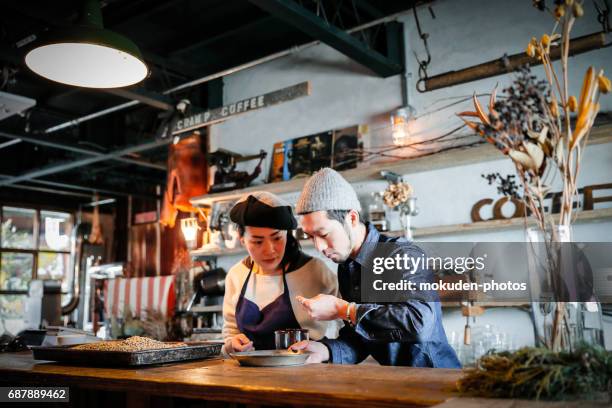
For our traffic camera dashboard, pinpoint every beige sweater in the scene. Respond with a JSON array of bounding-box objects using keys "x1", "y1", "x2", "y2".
[{"x1": 223, "y1": 256, "x2": 341, "y2": 351}]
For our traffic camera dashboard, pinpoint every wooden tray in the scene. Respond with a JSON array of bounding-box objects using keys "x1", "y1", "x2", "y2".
[{"x1": 32, "y1": 341, "x2": 222, "y2": 366}]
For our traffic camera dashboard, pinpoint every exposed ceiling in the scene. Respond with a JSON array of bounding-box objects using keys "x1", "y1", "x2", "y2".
[{"x1": 0, "y1": 0, "x2": 419, "y2": 207}]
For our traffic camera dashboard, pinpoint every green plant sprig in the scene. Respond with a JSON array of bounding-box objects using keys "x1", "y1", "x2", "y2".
[{"x1": 457, "y1": 344, "x2": 612, "y2": 400}]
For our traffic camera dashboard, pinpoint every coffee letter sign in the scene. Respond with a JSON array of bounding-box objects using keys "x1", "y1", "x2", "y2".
[{"x1": 471, "y1": 197, "x2": 526, "y2": 222}]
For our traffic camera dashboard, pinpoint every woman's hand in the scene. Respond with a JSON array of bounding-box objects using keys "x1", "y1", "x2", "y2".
[
  {"x1": 296, "y1": 294, "x2": 347, "y2": 321},
  {"x1": 289, "y1": 340, "x2": 330, "y2": 364},
  {"x1": 229, "y1": 333, "x2": 254, "y2": 353}
]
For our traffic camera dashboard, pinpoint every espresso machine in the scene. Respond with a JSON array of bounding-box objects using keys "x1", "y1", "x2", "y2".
[{"x1": 183, "y1": 266, "x2": 226, "y2": 340}]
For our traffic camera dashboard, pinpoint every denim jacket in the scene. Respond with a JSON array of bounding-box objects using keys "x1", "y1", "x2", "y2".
[{"x1": 320, "y1": 224, "x2": 461, "y2": 368}]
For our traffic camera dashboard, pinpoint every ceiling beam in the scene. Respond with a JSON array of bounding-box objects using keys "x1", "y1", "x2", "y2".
[
  {"x1": 41, "y1": 61, "x2": 193, "y2": 115},
  {"x1": 2, "y1": 183, "x2": 99, "y2": 199},
  {"x1": 0, "y1": 130, "x2": 166, "y2": 171},
  {"x1": 248, "y1": 0, "x2": 403, "y2": 77},
  {"x1": 103, "y1": 87, "x2": 174, "y2": 111},
  {"x1": 140, "y1": 51, "x2": 200, "y2": 80},
  {"x1": 0, "y1": 44, "x2": 21, "y2": 65},
  {"x1": 103, "y1": 0, "x2": 181, "y2": 29},
  {"x1": 0, "y1": 174, "x2": 159, "y2": 200},
  {"x1": 0, "y1": 137, "x2": 172, "y2": 187},
  {"x1": 353, "y1": 0, "x2": 385, "y2": 19},
  {"x1": 170, "y1": 16, "x2": 276, "y2": 57}
]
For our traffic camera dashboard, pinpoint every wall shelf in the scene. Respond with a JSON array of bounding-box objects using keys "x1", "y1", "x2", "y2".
[
  {"x1": 440, "y1": 301, "x2": 530, "y2": 308},
  {"x1": 190, "y1": 305, "x2": 223, "y2": 313},
  {"x1": 415, "y1": 207, "x2": 612, "y2": 237},
  {"x1": 190, "y1": 207, "x2": 612, "y2": 259},
  {"x1": 190, "y1": 123, "x2": 612, "y2": 207}
]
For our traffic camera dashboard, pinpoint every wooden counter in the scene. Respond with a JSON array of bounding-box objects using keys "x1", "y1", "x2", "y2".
[{"x1": 0, "y1": 351, "x2": 462, "y2": 408}]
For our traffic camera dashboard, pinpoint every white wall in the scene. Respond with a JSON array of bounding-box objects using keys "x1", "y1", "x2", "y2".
[{"x1": 208, "y1": 0, "x2": 612, "y2": 351}]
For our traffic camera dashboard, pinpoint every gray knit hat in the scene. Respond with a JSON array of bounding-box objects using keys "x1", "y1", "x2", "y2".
[{"x1": 295, "y1": 167, "x2": 362, "y2": 214}]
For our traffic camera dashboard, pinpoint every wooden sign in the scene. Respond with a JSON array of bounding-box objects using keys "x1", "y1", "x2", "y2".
[
  {"x1": 172, "y1": 82, "x2": 311, "y2": 135},
  {"x1": 583, "y1": 183, "x2": 612, "y2": 210},
  {"x1": 471, "y1": 197, "x2": 526, "y2": 222},
  {"x1": 470, "y1": 182, "x2": 612, "y2": 222}
]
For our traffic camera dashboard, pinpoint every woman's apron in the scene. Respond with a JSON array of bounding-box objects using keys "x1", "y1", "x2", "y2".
[{"x1": 235, "y1": 263, "x2": 301, "y2": 350}]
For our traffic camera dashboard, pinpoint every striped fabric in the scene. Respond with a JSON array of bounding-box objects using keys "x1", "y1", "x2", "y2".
[{"x1": 104, "y1": 275, "x2": 176, "y2": 319}]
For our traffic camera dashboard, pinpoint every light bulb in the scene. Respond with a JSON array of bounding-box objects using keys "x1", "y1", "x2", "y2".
[
  {"x1": 180, "y1": 217, "x2": 200, "y2": 243},
  {"x1": 391, "y1": 107, "x2": 413, "y2": 146},
  {"x1": 392, "y1": 126, "x2": 410, "y2": 146}
]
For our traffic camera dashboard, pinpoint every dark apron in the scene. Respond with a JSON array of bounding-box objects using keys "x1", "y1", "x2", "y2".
[{"x1": 235, "y1": 263, "x2": 301, "y2": 350}]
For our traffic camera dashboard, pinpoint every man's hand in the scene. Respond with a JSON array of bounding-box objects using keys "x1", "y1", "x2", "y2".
[
  {"x1": 229, "y1": 333, "x2": 254, "y2": 353},
  {"x1": 289, "y1": 340, "x2": 330, "y2": 364},
  {"x1": 296, "y1": 294, "x2": 347, "y2": 321}
]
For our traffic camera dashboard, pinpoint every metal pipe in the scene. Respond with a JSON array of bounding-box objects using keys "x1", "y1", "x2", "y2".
[
  {"x1": 1, "y1": 183, "x2": 97, "y2": 198},
  {"x1": 0, "y1": 130, "x2": 166, "y2": 170},
  {"x1": 62, "y1": 222, "x2": 88, "y2": 315},
  {"x1": 155, "y1": 185, "x2": 161, "y2": 276},
  {"x1": 44, "y1": 10, "x2": 412, "y2": 133},
  {"x1": 0, "y1": 138, "x2": 22, "y2": 150},
  {"x1": 0, "y1": 137, "x2": 172, "y2": 187},
  {"x1": 21, "y1": 178, "x2": 160, "y2": 200},
  {"x1": 82, "y1": 198, "x2": 116, "y2": 207},
  {"x1": 127, "y1": 194, "x2": 132, "y2": 265},
  {"x1": 424, "y1": 32, "x2": 608, "y2": 92},
  {"x1": 45, "y1": 100, "x2": 139, "y2": 133}
]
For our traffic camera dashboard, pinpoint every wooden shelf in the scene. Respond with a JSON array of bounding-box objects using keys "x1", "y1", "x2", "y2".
[
  {"x1": 190, "y1": 207, "x2": 612, "y2": 258},
  {"x1": 191, "y1": 246, "x2": 249, "y2": 259},
  {"x1": 190, "y1": 123, "x2": 612, "y2": 207},
  {"x1": 415, "y1": 207, "x2": 612, "y2": 237},
  {"x1": 190, "y1": 305, "x2": 223, "y2": 313},
  {"x1": 440, "y1": 301, "x2": 530, "y2": 308}
]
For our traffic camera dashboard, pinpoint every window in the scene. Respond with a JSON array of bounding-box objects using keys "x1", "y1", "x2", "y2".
[
  {"x1": 0, "y1": 206, "x2": 73, "y2": 296},
  {"x1": 1, "y1": 207, "x2": 35, "y2": 249},
  {"x1": 0, "y1": 252, "x2": 34, "y2": 291}
]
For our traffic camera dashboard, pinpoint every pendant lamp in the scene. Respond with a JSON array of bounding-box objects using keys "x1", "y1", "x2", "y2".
[{"x1": 24, "y1": 0, "x2": 148, "y2": 88}]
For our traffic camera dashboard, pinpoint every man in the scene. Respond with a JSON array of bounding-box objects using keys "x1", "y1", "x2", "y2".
[{"x1": 290, "y1": 168, "x2": 460, "y2": 367}]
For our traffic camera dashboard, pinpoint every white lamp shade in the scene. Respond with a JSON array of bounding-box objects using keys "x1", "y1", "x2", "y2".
[{"x1": 25, "y1": 42, "x2": 148, "y2": 88}]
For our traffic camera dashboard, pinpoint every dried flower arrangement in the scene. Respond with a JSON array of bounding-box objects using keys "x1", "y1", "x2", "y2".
[
  {"x1": 482, "y1": 173, "x2": 522, "y2": 199},
  {"x1": 457, "y1": 0, "x2": 611, "y2": 401},
  {"x1": 382, "y1": 181, "x2": 414, "y2": 210},
  {"x1": 457, "y1": 0, "x2": 609, "y2": 351},
  {"x1": 458, "y1": 9, "x2": 609, "y2": 234}
]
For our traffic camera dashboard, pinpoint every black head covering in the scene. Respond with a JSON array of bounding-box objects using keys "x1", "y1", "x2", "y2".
[{"x1": 230, "y1": 192, "x2": 297, "y2": 230}]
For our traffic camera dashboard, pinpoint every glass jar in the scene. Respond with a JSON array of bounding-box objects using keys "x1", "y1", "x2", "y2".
[{"x1": 368, "y1": 192, "x2": 388, "y2": 232}]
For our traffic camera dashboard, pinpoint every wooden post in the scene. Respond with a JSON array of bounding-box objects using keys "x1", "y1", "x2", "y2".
[{"x1": 424, "y1": 33, "x2": 606, "y2": 92}]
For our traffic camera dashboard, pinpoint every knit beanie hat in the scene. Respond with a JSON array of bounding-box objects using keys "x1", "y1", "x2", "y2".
[
  {"x1": 230, "y1": 191, "x2": 297, "y2": 230},
  {"x1": 295, "y1": 167, "x2": 361, "y2": 214}
]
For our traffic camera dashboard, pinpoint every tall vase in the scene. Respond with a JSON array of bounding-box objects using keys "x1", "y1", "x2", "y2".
[
  {"x1": 399, "y1": 211, "x2": 412, "y2": 240},
  {"x1": 398, "y1": 197, "x2": 418, "y2": 241},
  {"x1": 526, "y1": 225, "x2": 604, "y2": 351}
]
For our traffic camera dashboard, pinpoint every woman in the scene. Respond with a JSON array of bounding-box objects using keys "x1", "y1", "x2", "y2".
[{"x1": 223, "y1": 192, "x2": 339, "y2": 353}]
